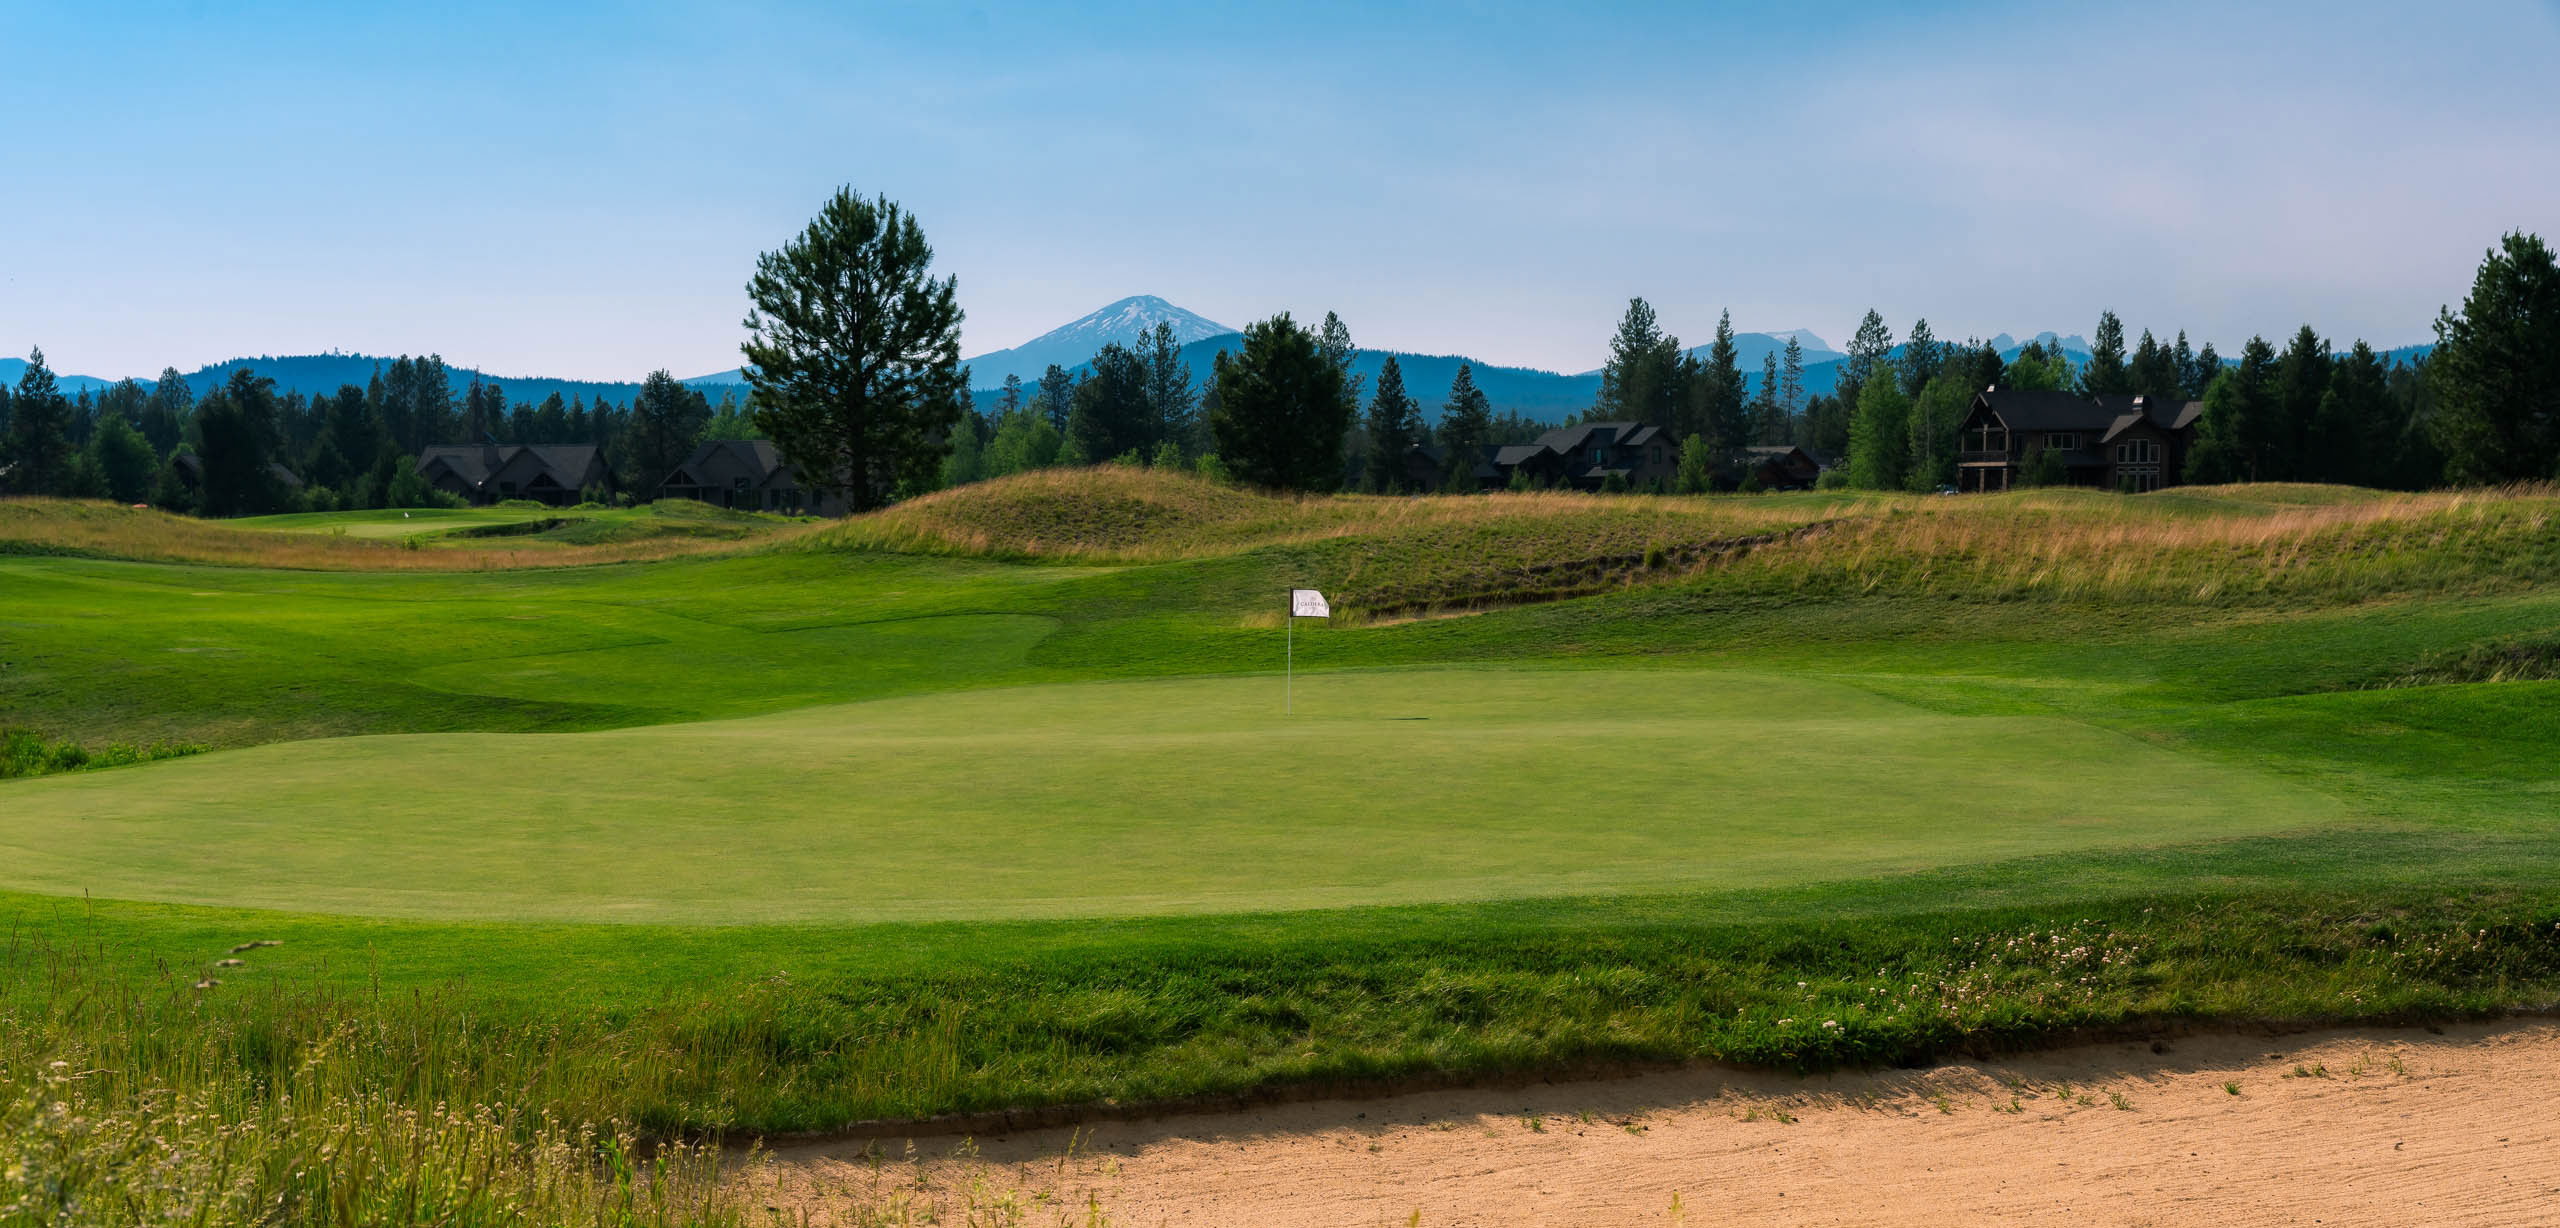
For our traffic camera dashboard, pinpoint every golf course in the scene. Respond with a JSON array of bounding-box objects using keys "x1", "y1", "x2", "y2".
[{"x1": 7, "y1": 469, "x2": 2560, "y2": 1220}]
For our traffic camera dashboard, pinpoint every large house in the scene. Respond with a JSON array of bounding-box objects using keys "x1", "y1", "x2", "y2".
[
  {"x1": 659, "y1": 439, "x2": 844, "y2": 515},
  {"x1": 416, "y1": 444, "x2": 607, "y2": 506},
  {"x1": 1955, "y1": 389, "x2": 2203, "y2": 493},
  {"x1": 1403, "y1": 423, "x2": 1808, "y2": 492}
]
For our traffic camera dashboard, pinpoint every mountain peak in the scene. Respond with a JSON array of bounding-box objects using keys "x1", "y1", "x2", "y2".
[{"x1": 966, "y1": 295, "x2": 1234, "y2": 386}]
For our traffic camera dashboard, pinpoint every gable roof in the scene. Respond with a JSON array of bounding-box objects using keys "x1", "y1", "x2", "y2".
[{"x1": 1970, "y1": 389, "x2": 2119, "y2": 433}]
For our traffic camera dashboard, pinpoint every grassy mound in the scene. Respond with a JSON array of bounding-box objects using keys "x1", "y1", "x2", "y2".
[{"x1": 0, "y1": 498, "x2": 818, "y2": 569}]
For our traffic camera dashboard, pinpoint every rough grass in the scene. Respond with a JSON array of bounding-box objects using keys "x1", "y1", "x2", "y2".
[{"x1": 0, "y1": 498, "x2": 824, "y2": 570}]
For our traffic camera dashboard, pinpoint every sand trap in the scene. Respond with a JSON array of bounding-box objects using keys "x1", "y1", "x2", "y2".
[{"x1": 752, "y1": 1018, "x2": 2560, "y2": 1226}]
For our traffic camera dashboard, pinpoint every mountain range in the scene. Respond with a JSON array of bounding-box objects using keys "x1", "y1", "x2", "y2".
[{"x1": 5, "y1": 301, "x2": 2435, "y2": 425}]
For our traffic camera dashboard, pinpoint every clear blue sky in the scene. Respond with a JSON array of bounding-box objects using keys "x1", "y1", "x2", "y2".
[{"x1": 6, "y1": 0, "x2": 2555, "y2": 381}]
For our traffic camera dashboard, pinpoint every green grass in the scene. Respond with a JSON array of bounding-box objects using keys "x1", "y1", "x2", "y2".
[
  {"x1": 0, "y1": 667, "x2": 2358, "y2": 923},
  {"x1": 4, "y1": 469, "x2": 2560, "y2": 1189}
]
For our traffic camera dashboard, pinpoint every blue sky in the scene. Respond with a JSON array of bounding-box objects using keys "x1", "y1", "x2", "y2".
[{"x1": 6, "y1": 0, "x2": 2556, "y2": 381}]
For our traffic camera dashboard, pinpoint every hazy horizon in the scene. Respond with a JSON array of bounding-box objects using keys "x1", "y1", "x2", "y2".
[{"x1": 6, "y1": 0, "x2": 2554, "y2": 383}]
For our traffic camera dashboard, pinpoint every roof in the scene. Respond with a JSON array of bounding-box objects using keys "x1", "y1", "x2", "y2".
[
  {"x1": 420, "y1": 444, "x2": 602, "y2": 494},
  {"x1": 417, "y1": 444, "x2": 504, "y2": 486},
  {"x1": 667, "y1": 439, "x2": 796, "y2": 492},
  {"x1": 1492, "y1": 443, "x2": 1554, "y2": 466},
  {"x1": 1970, "y1": 389, "x2": 2119, "y2": 433}
]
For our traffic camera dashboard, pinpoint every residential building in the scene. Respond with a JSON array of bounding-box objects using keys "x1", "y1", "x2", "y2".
[{"x1": 1954, "y1": 389, "x2": 2203, "y2": 493}]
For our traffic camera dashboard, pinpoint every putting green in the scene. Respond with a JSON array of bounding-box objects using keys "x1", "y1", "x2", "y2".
[{"x1": 1, "y1": 668, "x2": 2356, "y2": 924}]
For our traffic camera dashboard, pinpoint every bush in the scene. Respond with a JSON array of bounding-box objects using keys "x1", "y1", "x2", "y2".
[{"x1": 1817, "y1": 468, "x2": 1849, "y2": 490}]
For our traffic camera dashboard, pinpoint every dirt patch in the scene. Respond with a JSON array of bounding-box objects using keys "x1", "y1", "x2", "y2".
[{"x1": 749, "y1": 1018, "x2": 2560, "y2": 1226}]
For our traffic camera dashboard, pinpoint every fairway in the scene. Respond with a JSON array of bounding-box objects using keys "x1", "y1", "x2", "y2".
[{"x1": 1, "y1": 666, "x2": 2353, "y2": 923}]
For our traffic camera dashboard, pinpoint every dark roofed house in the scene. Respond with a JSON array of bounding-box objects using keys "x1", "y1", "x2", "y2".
[
  {"x1": 1955, "y1": 389, "x2": 2202, "y2": 493},
  {"x1": 416, "y1": 444, "x2": 607, "y2": 506},
  {"x1": 1735, "y1": 445, "x2": 1822, "y2": 491},
  {"x1": 1528, "y1": 421, "x2": 1681, "y2": 490},
  {"x1": 659, "y1": 439, "x2": 846, "y2": 515}
]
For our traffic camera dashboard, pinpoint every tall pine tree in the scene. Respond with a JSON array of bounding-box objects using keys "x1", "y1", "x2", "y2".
[
  {"x1": 2079, "y1": 310, "x2": 2131, "y2": 396},
  {"x1": 1362, "y1": 355, "x2": 1421, "y2": 492},
  {"x1": 3, "y1": 349, "x2": 75, "y2": 495},
  {"x1": 2428, "y1": 231, "x2": 2560, "y2": 484}
]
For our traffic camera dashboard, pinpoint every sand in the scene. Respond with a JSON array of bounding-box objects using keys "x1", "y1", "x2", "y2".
[{"x1": 752, "y1": 1018, "x2": 2560, "y2": 1226}]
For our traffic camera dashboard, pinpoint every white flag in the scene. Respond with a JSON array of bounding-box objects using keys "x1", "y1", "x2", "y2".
[{"x1": 1290, "y1": 588, "x2": 1330, "y2": 618}]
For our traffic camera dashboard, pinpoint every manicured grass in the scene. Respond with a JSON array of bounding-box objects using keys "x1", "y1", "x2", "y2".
[
  {"x1": 4, "y1": 468, "x2": 2560, "y2": 1174},
  {"x1": 0, "y1": 667, "x2": 2357, "y2": 922}
]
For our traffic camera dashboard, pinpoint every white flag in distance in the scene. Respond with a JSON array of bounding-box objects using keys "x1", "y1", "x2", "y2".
[{"x1": 1290, "y1": 588, "x2": 1330, "y2": 619}]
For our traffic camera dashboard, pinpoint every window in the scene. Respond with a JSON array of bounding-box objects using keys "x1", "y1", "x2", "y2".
[
  {"x1": 2114, "y1": 439, "x2": 2161, "y2": 464},
  {"x1": 2043, "y1": 432, "x2": 2082, "y2": 451},
  {"x1": 2118, "y1": 465, "x2": 2161, "y2": 493},
  {"x1": 1964, "y1": 425, "x2": 2008, "y2": 454}
]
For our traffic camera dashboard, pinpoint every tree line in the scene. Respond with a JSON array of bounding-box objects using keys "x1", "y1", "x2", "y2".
[{"x1": 0, "y1": 353, "x2": 758, "y2": 515}]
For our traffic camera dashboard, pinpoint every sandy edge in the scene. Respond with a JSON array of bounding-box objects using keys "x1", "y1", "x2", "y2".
[{"x1": 750, "y1": 1017, "x2": 2560, "y2": 1226}]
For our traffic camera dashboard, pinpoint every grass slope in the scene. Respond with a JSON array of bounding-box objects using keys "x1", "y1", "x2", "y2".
[
  {"x1": 0, "y1": 668, "x2": 2350, "y2": 923},
  {"x1": 3, "y1": 468, "x2": 2560, "y2": 1154}
]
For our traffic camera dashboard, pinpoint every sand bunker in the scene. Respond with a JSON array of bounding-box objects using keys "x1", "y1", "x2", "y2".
[{"x1": 753, "y1": 1018, "x2": 2560, "y2": 1226}]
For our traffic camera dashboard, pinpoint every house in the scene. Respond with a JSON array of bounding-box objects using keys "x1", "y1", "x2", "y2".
[
  {"x1": 1525, "y1": 422, "x2": 1682, "y2": 490},
  {"x1": 415, "y1": 444, "x2": 607, "y2": 506},
  {"x1": 659, "y1": 439, "x2": 845, "y2": 515},
  {"x1": 1395, "y1": 442, "x2": 1505, "y2": 491},
  {"x1": 1954, "y1": 389, "x2": 2203, "y2": 493},
  {"x1": 1733, "y1": 445, "x2": 1823, "y2": 491}
]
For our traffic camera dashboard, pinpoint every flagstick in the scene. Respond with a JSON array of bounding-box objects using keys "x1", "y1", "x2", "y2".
[{"x1": 1286, "y1": 592, "x2": 1293, "y2": 716}]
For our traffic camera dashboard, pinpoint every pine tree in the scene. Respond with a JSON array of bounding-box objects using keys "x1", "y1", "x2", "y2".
[
  {"x1": 1207, "y1": 313, "x2": 1351, "y2": 492},
  {"x1": 1065, "y1": 342, "x2": 1154, "y2": 463},
  {"x1": 1363, "y1": 354, "x2": 1420, "y2": 492},
  {"x1": 195, "y1": 368, "x2": 286, "y2": 516},
  {"x1": 2080, "y1": 310, "x2": 2131, "y2": 396},
  {"x1": 1837, "y1": 309, "x2": 1894, "y2": 411},
  {"x1": 2428, "y1": 231, "x2": 2560, "y2": 484},
  {"x1": 629, "y1": 370, "x2": 713, "y2": 496},
  {"x1": 741, "y1": 187, "x2": 968, "y2": 511},
  {"x1": 999, "y1": 372, "x2": 1024, "y2": 417},
  {"x1": 1752, "y1": 350, "x2": 1787, "y2": 444},
  {"x1": 3, "y1": 349, "x2": 75, "y2": 495},
  {"x1": 2183, "y1": 337, "x2": 2280, "y2": 483},
  {"x1": 88, "y1": 413, "x2": 157, "y2": 503},
  {"x1": 1317, "y1": 311, "x2": 1366, "y2": 413},
  {"x1": 2272, "y1": 326, "x2": 2332, "y2": 482},
  {"x1": 2315, "y1": 341, "x2": 2394, "y2": 487},
  {"x1": 940, "y1": 407, "x2": 986, "y2": 488},
  {"x1": 1704, "y1": 310, "x2": 1749, "y2": 454},
  {"x1": 1437, "y1": 361, "x2": 1494, "y2": 488},
  {"x1": 1906, "y1": 375, "x2": 1971, "y2": 493},
  {"x1": 1596, "y1": 297, "x2": 1682, "y2": 428},
  {"x1": 1144, "y1": 322, "x2": 1196, "y2": 457},
  {"x1": 1035, "y1": 364, "x2": 1075, "y2": 432},
  {"x1": 2128, "y1": 329, "x2": 2177, "y2": 403},
  {"x1": 1779, "y1": 333, "x2": 1806, "y2": 422},
  {"x1": 1900, "y1": 317, "x2": 1939, "y2": 397}
]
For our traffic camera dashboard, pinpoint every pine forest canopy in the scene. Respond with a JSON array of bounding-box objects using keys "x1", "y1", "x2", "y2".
[{"x1": 1, "y1": 226, "x2": 2543, "y2": 508}]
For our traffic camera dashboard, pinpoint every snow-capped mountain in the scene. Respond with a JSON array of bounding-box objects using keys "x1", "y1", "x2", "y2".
[{"x1": 964, "y1": 295, "x2": 1233, "y2": 387}]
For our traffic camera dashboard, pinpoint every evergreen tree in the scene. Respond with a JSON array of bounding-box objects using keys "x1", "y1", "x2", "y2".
[
  {"x1": 1437, "y1": 362, "x2": 1494, "y2": 458},
  {"x1": 741, "y1": 187, "x2": 969, "y2": 511},
  {"x1": 1779, "y1": 333, "x2": 1806, "y2": 421},
  {"x1": 88, "y1": 414, "x2": 157, "y2": 503},
  {"x1": 1751, "y1": 350, "x2": 1788, "y2": 444},
  {"x1": 1317, "y1": 311, "x2": 1366, "y2": 413},
  {"x1": 1900, "y1": 317, "x2": 1940, "y2": 397},
  {"x1": 1836, "y1": 309, "x2": 1894, "y2": 414},
  {"x1": 2128, "y1": 329, "x2": 2178, "y2": 403},
  {"x1": 1702, "y1": 310, "x2": 1749, "y2": 454},
  {"x1": 1207, "y1": 313, "x2": 1351, "y2": 492},
  {"x1": 2187, "y1": 338, "x2": 2222, "y2": 400},
  {"x1": 1802, "y1": 393, "x2": 1851, "y2": 459},
  {"x1": 1065, "y1": 342, "x2": 1155, "y2": 463},
  {"x1": 2184, "y1": 336, "x2": 2281, "y2": 483},
  {"x1": 999, "y1": 372, "x2": 1024, "y2": 417},
  {"x1": 2003, "y1": 341, "x2": 2074, "y2": 391},
  {"x1": 629, "y1": 370, "x2": 713, "y2": 496},
  {"x1": 1362, "y1": 354, "x2": 1421, "y2": 492},
  {"x1": 2272, "y1": 325, "x2": 2333, "y2": 482},
  {"x1": 195, "y1": 369, "x2": 285, "y2": 516},
  {"x1": 1846, "y1": 370, "x2": 1910, "y2": 490},
  {"x1": 2079, "y1": 310, "x2": 2131, "y2": 396},
  {"x1": 984, "y1": 407, "x2": 1061, "y2": 477},
  {"x1": 2428, "y1": 231, "x2": 2560, "y2": 484},
  {"x1": 1595, "y1": 297, "x2": 1683, "y2": 428},
  {"x1": 3, "y1": 349, "x2": 75, "y2": 495},
  {"x1": 1144, "y1": 321, "x2": 1196, "y2": 456},
  {"x1": 1035, "y1": 364, "x2": 1075, "y2": 433},
  {"x1": 2315, "y1": 341, "x2": 2393, "y2": 487}
]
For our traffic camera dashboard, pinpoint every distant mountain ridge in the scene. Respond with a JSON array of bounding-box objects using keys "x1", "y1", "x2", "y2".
[
  {"x1": 0, "y1": 354, "x2": 753, "y2": 406},
  {"x1": 962, "y1": 295, "x2": 1233, "y2": 387}
]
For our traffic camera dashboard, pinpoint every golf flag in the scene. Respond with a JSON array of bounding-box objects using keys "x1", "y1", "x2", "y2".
[
  {"x1": 1290, "y1": 588, "x2": 1330, "y2": 619},
  {"x1": 1284, "y1": 588, "x2": 1328, "y2": 714}
]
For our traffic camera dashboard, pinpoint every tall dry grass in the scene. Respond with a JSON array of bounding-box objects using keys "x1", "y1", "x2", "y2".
[{"x1": 0, "y1": 499, "x2": 828, "y2": 572}]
